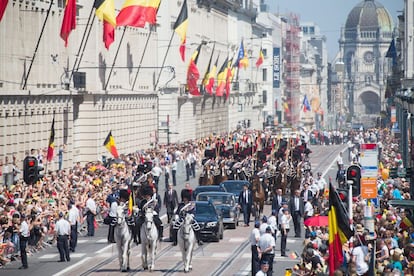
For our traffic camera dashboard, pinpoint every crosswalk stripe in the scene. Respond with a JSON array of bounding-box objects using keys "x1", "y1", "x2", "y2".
[{"x1": 39, "y1": 254, "x2": 58, "y2": 259}]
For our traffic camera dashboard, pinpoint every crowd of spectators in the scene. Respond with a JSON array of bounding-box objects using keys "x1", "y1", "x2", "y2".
[
  {"x1": 0, "y1": 141, "x2": 203, "y2": 268},
  {"x1": 289, "y1": 128, "x2": 414, "y2": 276}
]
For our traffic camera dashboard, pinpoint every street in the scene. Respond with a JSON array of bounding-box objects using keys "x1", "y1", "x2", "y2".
[{"x1": 1, "y1": 144, "x2": 345, "y2": 276}]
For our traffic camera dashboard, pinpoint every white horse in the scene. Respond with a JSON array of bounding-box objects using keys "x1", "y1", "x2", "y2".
[
  {"x1": 177, "y1": 211, "x2": 196, "y2": 273},
  {"x1": 115, "y1": 203, "x2": 132, "y2": 272},
  {"x1": 141, "y1": 199, "x2": 158, "y2": 271}
]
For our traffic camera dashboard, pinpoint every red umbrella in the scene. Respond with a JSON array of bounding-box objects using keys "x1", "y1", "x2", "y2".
[{"x1": 304, "y1": 216, "x2": 329, "y2": 227}]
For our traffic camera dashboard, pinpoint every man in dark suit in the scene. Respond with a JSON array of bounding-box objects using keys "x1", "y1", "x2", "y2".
[
  {"x1": 238, "y1": 183, "x2": 253, "y2": 226},
  {"x1": 289, "y1": 189, "x2": 304, "y2": 237},
  {"x1": 271, "y1": 188, "x2": 286, "y2": 226},
  {"x1": 164, "y1": 184, "x2": 179, "y2": 223}
]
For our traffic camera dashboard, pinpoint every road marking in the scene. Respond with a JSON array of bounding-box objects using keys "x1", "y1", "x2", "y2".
[
  {"x1": 77, "y1": 240, "x2": 88, "y2": 244},
  {"x1": 53, "y1": 256, "x2": 92, "y2": 276},
  {"x1": 229, "y1": 238, "x2": 245, "y2": 243},
  {"x1": 96, "y1": 238, "x2": 108, "y2": 243},
  {"x1": 70, "y1": 253, "x2": 86, "y2": 258},
  {"x1": 241, "y1": 253, "x2": 250, "y2": 258},
  {"x1": 39, "y1": 253, "x2": 58, "y2": 259},
  {"x1": 212, "y1": 252, "x2": 231, "y2": 258},
  {"x1": 287, "y1": 239, "x2": 299, "y2": 243}
]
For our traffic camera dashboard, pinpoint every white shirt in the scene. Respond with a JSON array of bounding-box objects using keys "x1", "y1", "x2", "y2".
[
  {"x1": 55, "y1": 218, "x2": 71, "y2": 236},
  {"x1": 151, "y1": 166, "x2": 162, "y2": 177},
  {"x1": 304, "y1": 201, "x2": 314, "y2": 217},
  {"x1": 68, "y1": 206, "x2": 80, "y2": 225},
  {"x1": 352, "y1": 246, "x2": 369, "y2": 275},
  {"x1": 20, "y1": 220, "x2": 30, "y2": 237},
  {"x1": 281, "y1": 214, "x2": 291, "y2": 230},
  {"x1": 258, "y1": 233, "x2": 275, "y2": 254},
  {"x1": 267, "y1": 215, "x2": 277, "y2": 231},
  {"x1": 260, "y1": 223, "x2": 272, "y2": 235},
  {"x1": 315, "y1": 177, "x2": 327, "y2": 191},
  {"x1": 86, "y1": 197, "x2": 97, "y2": 214},
  {"x1": 250, "y1": 228, "x2": 260, "y2": 246},
  {"x1": 109, "y1": 201, "x2": 118, "y2": 217},
  {"x1": 256, "y1": 270, "x2": 267, "y2": 276}
]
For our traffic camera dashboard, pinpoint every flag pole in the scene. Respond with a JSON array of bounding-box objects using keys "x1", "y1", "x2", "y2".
[
  {"x1": 154, "y1": 32, "x2": 175, "y2": 91},
  {"x1": 69, "y1": 5, "x2": 96, "y2": 83},
  {"x1": 104, "y1": 27, "x2": 127, "y2": 91},
  {"x1": 22, "y1": 0, "x2": 54, "y2": 90},
  {"x1": 131, "y1": 29, "x2": 154, "y2": 91}
]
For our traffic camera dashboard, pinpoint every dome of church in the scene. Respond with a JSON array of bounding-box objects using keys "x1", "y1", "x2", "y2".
[{"x1": 345, "y1": 0, "x2": 393, "y2": 35}]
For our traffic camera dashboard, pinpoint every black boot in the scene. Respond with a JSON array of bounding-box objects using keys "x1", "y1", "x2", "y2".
[{"x1": 158, "y1": 225, "x2": 163, "y2": 241}]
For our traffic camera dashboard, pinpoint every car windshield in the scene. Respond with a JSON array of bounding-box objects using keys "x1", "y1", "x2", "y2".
[
  {"x1": 223, "y1": 182, "x2": 246, "y2": 192},
  {"x1": 196, "y1": 204, "x2": 216, "y2": 216}
]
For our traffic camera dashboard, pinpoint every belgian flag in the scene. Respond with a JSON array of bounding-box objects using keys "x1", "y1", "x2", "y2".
[
  {"x1": 103, "y1": 131, "x2": 120, "y2": 159},
  {"x1": 186, "y1": 43, "x2": 202, "y2": 96},
  {"x1": 46, "y1": 118, "x2": 55, "y2": 162},
  {"x1": 328, "y1": 183, "x2": 354, "y2": 275},
  {"x1": 173, "y1": 0, "x2": 188, "y2": 61},
  {"x1": 256, "y1": 47, "x2": 264, "y2": 68},
  {"x1": 215, "y1": 57, "x2": 228, "y2": 97},
  {"x1": 94, "y1": 0, "x2": 116, "y2": 49},
  {"x1": 116, "y1": 0, "x2": 160, "y2": 27}
]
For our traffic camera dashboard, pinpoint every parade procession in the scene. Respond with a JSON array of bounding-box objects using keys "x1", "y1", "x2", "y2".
[{"x1": 2, "y1": 0, "x2": 414, "y2": 275}]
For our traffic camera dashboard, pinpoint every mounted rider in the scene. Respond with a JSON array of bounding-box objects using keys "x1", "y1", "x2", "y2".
[
  {"x1": 136, "y1": 185, "x2": 163, "y2": 244},
  {"x1": 172, "y1": 189, "x2": 203, "y2": 246}
]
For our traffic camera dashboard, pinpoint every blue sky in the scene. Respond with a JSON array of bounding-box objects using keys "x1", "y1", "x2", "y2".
[{"x1": 267, "y1": 0, "x2": 403, "y2": 61}]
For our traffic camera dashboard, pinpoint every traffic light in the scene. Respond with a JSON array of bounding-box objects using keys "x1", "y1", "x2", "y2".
[
  {"x1": 23, "y1": 156, "x2": 38, "y2": 185},
  {"x1": 347, "y1": 165, "x2": 361, "y2": 197},
  {"x1": 337, "y1": 188, "x2": 349, "y2": 211}
]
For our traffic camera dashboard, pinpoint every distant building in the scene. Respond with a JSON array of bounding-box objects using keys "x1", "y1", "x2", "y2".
[{"x1": 338, "y1": 0, "x2": 394, "y2": 128}]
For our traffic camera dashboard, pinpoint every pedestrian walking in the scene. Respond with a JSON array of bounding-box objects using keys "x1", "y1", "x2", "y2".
[
  {"x1": 250, "y1": 221, "x2": 261, "y2": 276},
  {"x1": 238, "y1": 183, "x2": 253, "y2": 226},
  {"x1": 280, "y1": 208, "x2": 292, "y2": 257},
  {"x1": 164, "y1": 184, "x2": 179, "y2": 223},
  {"x1": 289, "y1": 189, "x2": 304, "y2": 237},
  {"x1": 55, "y1": 212, "x2": 71, "y2": 262},
  {"x1": 68, "y1": 202, "x2": 81, "y2": 251},
  {"x1": 164, "y1": 164, "x2": 171, "y2": 190},
  {"x1": 151, "y1": 163, "x2": 162, "y2": 191},
  {"x1": 85, "y1": 192, "x2": 97, "y2": 237},
  {"x1": 18, "y1": 214, "x2": 29, "y2": 269},
  {"x1": 171, "y1": 159, "x2": 177, "y2": 186},
  {"x1": 257, "y1": 226, "x2": 275, "y2": 276}
]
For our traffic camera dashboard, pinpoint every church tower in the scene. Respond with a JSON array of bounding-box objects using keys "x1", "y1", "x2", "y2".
[{"x1": 339, "y1": 0, "x2": 394, "y2": 126}]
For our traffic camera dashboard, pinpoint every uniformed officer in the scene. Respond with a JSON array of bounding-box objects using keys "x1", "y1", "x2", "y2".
[
  {"x1": 68, "y1": 202, "x2": 80, "y2": 252},
  {"x1": 55, "y1": 212, "x2": 71, "y2": 262},
  {"x1": 174, "y1": 189, "x2": 203, "y2": 245},
  {"x1": 258, "y1": 226, "x2": 275, "y2": 276},
  {"x1": 136, "y1": 186, "x2": 163, "y2": 244},
  {"x1": 19, "y1": 214, "x2": 30, "y2": 269}
]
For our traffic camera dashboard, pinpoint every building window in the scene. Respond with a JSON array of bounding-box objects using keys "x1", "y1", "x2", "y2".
[
  {"x1": 309, "y1": 26, "x2": 315, "y2": 34},
  {"x1": 262, "y1": 90, "x2": 267, "y2": 104},
  {"x1": 263, "y1": 48, "x2": 267, "y2": 57},
  {"x1": 302, "y1": 26, "x2": 308, "y2": 34},
  {"x1": 262, "y1": 68, "x2": 267, "y2": 81}
]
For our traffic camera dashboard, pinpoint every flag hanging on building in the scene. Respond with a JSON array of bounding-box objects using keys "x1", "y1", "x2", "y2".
[
  {"x1": 283, "y1": 102, "x2": 289, "y2": 113},
  {"x1": 142, "y1": 0, "x2": 160, "y2": 25},
  {"x1": 385, "y1": 38, "x2": 397, "y2": 66},
  {"x1": 216, "y1": 57, "x2": 228, "y2": 97},
  {"x1": 201, "y1": 44, "x2": 215, "y2": 95},
  {"x1": 94, "y1": 0, "x2": 116, "y2": 49},
  {"x1": 103, "y1": 131, "x2": 120, "y2": 159},
  {"x1": 46, "y1": 118, "x2": 55, "y2": 162},
  {"x1": 173, "y1": 0, "x2": 188, "y2": 62},
  {"x1": 225, "y1": 59, "x2": 234, "y2": 100},
  {"x1": 303, "y1": 94, "x2": 311, "y2": 112},
  {"x1": 116, "y1": 0, "x2": 160, "y2": 27},
  {"x1": 236, "y1": 40, "x2": 249, "y2": 69},
  {"x1": 60, "y1": 0, "x2": 77, "y2": 47},
  {"x1": 256, "y1": 47, "x2": 264, "y2": 68},
  {"x1": 328, "y1": 183, "x2": 354, "y2": 276},
  {"x1": 205, "y1": 55, "x2": 219, "y2": 95},
  {"x1": 186, "y1": 43, "x2": 202, "y2": 96},
  {"x1": 0, "y1": 0, "x2": 8, "y2": 22}
]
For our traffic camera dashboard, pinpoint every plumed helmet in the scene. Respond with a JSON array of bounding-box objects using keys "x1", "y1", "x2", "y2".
[
  {"x1": 119, "y1": 189, "x2": 130, "y2": 201},
  {"x1": 142, "y1": 185, "x2": 153, "y2": 197}
]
